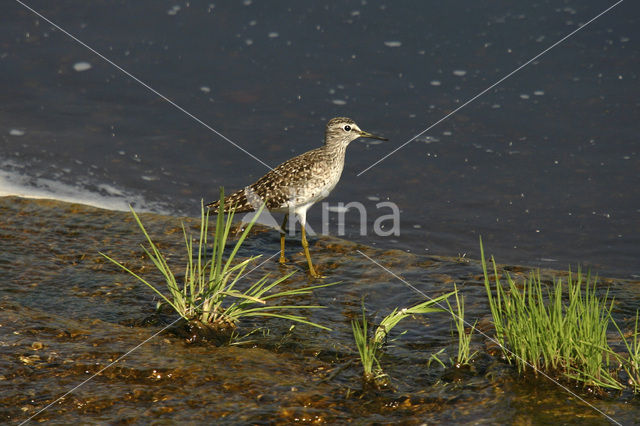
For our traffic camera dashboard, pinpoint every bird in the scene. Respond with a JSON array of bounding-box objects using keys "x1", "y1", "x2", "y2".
[{"x1": 206, "y1": 117, "x2": 387, "y2": 278}]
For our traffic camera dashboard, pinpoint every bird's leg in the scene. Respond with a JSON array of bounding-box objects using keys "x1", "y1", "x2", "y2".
[
  {"x1": 279, "y1": 214, "x2": 288, "y2": 264},
  {"x1": 300, "y1": 223, "x2": 320, "y2": 278}
]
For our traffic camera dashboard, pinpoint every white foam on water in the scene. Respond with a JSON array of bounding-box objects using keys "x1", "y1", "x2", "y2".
[
  {"x1": 167, "y1": 5, "x2": 181, "y2": 15},
  {"x1": 0, "y1": 167, "x2": 171, "y2": 214},
  {"x1": 73, "y1": 62, "x2": 92, "y2": 72},
  {"x1": 96, "y1": 183, "x2": 125, "y2": 197}
]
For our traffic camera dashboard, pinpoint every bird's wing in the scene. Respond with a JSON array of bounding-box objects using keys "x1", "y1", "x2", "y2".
[{"x1": 206, "y1": 148, "x2": 323, "y2": 213}]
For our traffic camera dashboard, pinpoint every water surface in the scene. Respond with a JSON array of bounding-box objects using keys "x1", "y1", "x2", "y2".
[
  {"x1": 2, "y1": 0, "x2": 638, "y2": 278},
  {"x1": 2, "y1": 3, "x2": 640, "y2": 421}
]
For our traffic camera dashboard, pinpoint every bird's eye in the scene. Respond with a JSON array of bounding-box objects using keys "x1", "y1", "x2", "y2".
[{"x1": 343, "y1": 125, "x2": 351, "y2": 132}]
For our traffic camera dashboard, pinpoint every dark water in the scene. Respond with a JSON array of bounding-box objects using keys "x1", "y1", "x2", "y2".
[
  {"x1": 1, "y1": 1, "x2": 638, "y2": 279},
  {"x1": 2, "y1": 197, "x2": 640, "y2": 423},
  {"x1": 2, "y1": 2, "x2": 640, "y2": 421}
]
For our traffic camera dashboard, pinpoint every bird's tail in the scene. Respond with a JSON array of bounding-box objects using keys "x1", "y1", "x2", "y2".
[{"x1": 206, "y1": 187, "x2": 256, "y2": 214}]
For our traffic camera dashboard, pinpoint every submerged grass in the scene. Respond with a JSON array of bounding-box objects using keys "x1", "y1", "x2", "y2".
[
  {"x1": 352, "y1": 293, "x2": 454, "y2": 388},
  {"x1": 101, "y1": 189, "x2": 336, "y2": 341},
  {"x1": 480, "y1": 238, "x2": 623, "y2": 390}
]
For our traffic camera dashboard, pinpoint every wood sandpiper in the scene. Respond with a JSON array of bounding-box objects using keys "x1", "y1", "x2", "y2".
[{"x1": 206, "y1": 117, "x2": 387, "y2": 278}]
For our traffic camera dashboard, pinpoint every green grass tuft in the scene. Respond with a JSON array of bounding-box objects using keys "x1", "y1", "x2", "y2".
[
  {"x1": 480, "y1": 237, "x2": 623, "y2": 390},
  {"x1": 352, "y1": 292, "x2": 455, "y2": 388},
  {"x1": 446, "y1": 284, "x2": 478, "y2": 367},
  {"x1": 610, "y1": 309, "x2": 640, "y2": 392},
  {"x1": 101, "y1": 188, "x2": 336, "y2": 341}
]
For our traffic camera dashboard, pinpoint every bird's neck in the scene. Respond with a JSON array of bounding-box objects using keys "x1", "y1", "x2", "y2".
[{"x1": 321, "y1": 141, "x2": 349, "y2": 162}]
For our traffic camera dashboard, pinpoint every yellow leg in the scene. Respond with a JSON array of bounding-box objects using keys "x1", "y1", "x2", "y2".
[
  {"x1": 301, "y1": 223, "x2": 319, "y2": 278},
  {"x1": 279, "y1": 214, "x2": 288, "y2": 264}
]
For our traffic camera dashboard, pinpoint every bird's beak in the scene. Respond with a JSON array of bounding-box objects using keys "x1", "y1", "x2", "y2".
[{"x1": 358, "y1": 130, "x2": 388, "y2": 141}]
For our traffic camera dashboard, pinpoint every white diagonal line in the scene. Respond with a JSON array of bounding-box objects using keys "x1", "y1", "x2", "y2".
[
  {"x1": 357, "y1": 0, "x2": 624, "y2": 176},
  {"x1": 20, "y1": 251, "x2": 281, "y2": 425},
  {"x1": 356, "y1": 250, "x2": 621, "y2": 425},
  {"x1": 14, "y1": 0, "x2": 274, "y2": 172}
]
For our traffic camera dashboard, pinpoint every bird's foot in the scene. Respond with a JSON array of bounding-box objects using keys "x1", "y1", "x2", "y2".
[{"x1": 308, "y1": 267, "x2": 325, "y2": 279}]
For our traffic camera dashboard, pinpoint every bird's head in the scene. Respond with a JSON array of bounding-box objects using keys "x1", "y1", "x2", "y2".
[{"x1": 324, "y1": 117, "x2": 387, "y2": 148}]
